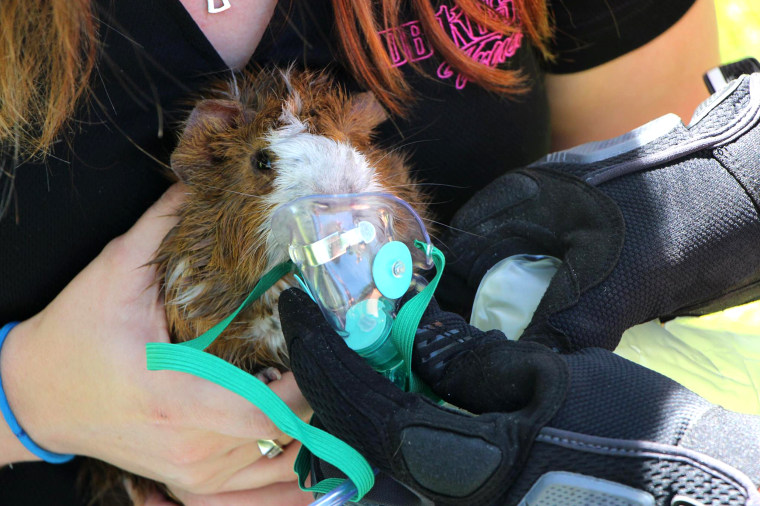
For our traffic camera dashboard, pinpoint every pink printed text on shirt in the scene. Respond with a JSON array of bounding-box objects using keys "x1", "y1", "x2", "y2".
[{"x1": 378, "y1": 0, "x2": 524, "y2": 89}]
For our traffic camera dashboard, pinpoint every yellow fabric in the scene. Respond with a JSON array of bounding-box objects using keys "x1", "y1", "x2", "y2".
[{"x1": 615, "y1": 300, "x2": 760, "y2": 415}]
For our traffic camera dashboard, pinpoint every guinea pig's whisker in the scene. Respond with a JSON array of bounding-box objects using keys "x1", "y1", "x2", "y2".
[
  {"x1": 423, "y1": 219, "x2": 484, "y2": 238},
  {"x1": 388, "y1": 137, "x2": 437, "y2": 152},
  {"x1": 379, "y1": 182, "x2": 468, "y2": 190},
  {"x1": 400, "y1": 201, "x2": 433, "y2": 208},
  {"x1": 372, "y1": 138, "x2": 437, "y2": 165},
  {"x1": 415, "y1": 182, "x2": 469, "y2": 189},
  {"x1": 190, "y1": 182, "x2": 265, "y2": 199}
]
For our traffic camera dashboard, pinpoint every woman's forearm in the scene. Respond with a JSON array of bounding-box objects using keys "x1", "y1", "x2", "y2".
[{"x1": 0, "y1": 320, "x2": 43, "y2": 467}]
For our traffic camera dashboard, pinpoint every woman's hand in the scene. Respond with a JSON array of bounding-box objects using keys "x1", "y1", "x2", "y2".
[
  {"x1": 142, "y1": 453, "x2": 312, "y2": 505},
  {"x1": 0, "y1": 184, "x2": 312, "y2": 500}
]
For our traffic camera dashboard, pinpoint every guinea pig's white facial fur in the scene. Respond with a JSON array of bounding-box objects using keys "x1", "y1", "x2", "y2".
[
  {"x1": 261, "y1": 101, "x2": 385, "y2": 265},
  {"x1": 266, "y1": 107, "x2": 382, "y2": 196}
]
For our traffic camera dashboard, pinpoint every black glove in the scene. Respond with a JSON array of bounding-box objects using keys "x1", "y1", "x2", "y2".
[
  {"x1": 280, "y1": 288, "x2": 760, "y2": 506},
  {"x1": 442, "y1": 72, "x2": 760, "y2": 351}
]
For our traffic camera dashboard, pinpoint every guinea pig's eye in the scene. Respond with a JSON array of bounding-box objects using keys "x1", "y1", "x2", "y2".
[{"x1": 252, "y1": 150, "x2": 273, "y2": 171}]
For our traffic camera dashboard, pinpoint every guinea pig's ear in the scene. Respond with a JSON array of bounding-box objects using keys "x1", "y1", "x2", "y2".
[
  {"x1": 182, "y1": 99, "x2": 244, "y2": 140},
  {"x1": 171, "y1": 99, "x2": 243, "y2": 182},
  {"x1": 344, "y1": 92, "x2": 389, "y2": 141}
]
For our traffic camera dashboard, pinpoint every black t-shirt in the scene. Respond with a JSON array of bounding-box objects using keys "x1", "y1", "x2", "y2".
[
  {"x1": 0, "y1": 0, "x2": 696, "y2": 503},
  {"x1": 0, "y1": 0, "x2": 696, "y2": 323}
]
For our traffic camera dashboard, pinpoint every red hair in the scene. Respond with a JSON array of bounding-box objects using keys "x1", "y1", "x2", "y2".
[
  {"x1": 331, "y1": 0, "x2": 552, "y2": 115},
  {"x1": 0, "y1": 0, "x2": 97, "y2": 159},
  {"x1": 1, "y1": 0, "x2": 551, "y2": 158}
]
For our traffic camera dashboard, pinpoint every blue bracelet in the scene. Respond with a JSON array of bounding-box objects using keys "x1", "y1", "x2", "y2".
[{"x1": 0, "y1": 321, "x2": 75, "y2": 464}]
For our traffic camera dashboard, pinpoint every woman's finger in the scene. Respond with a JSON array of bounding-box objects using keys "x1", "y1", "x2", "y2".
[
  {"x1": 215, "y1": 440, "x2": 303, "y2": 493},
  {"x1": 186, "y1": 371, "x2": 313, "y2": 440},
  {"x1": 143, "y1": 489, "x2": 180, "y2": 506},
  {"x1": 183, "y1": 434, "x2": 298, "y2": 485},
  {"x1": 167, "y1": 445, "x2": 311, "y2": 506},
  {"x1": 171, "y1": 479, "x2": 312, "y2": 506}
]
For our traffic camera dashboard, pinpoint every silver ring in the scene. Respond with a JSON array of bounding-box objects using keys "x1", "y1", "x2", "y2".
[{"x1": 257, "y1": 439, "x2": 284, "y2": 459}]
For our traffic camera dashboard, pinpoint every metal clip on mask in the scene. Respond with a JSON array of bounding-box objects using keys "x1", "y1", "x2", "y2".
[{"x1": 271, "y1": 193, "x2": 434, "y2": 388}]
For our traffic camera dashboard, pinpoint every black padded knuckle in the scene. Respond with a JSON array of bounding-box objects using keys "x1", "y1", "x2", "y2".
[{"x1": 399, "y1": 426, "x2": 503, "y2": 499}]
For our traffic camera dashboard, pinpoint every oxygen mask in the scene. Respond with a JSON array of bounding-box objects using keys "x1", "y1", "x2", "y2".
[{"x1": 271, "y1": 193, "x2": 433, "y2": 387}]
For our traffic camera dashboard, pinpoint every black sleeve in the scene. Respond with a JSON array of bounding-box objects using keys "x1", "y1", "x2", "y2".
[{"x1": 544, "y1": 0, "x2": 697, "y2": 73}]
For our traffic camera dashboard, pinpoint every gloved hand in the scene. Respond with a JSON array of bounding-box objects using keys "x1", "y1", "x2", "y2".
[
  {"x1": 441, "y1": 72, "x2": 760, "y2": 351},
  {"x1": 279, "y1": 288, "x2": 760, "y2": 506}
]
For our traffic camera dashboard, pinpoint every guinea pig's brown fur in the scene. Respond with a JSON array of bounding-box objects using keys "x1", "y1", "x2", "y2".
[{"x1": 84, "y1": 68, "x2": 430, "y2": 505}]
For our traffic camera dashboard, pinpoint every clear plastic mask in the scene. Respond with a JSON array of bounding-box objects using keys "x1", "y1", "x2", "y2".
[{"x1": 271, "y1": 193, "x2": 433, "y2": 372}]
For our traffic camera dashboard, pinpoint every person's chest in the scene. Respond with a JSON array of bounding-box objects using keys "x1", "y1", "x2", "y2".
[
  {"x1": 176, "y1": 0, "x2": 278, "y2": 69},
  {"x1": 251, "y1": 2, "x2": 552, "y2": 223}
]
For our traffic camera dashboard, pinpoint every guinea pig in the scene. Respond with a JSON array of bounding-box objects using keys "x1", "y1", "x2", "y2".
[{"x1": 87, "y1": 67, "x2": 430, "y2": 505}]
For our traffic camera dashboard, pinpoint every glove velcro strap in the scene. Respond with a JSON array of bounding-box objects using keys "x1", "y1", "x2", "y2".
[{"x1": 391, "y1": 241, "x2": 445, "y2": 394}]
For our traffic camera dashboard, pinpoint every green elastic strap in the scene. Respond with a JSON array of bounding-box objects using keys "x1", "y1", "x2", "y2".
[
  {"x1": 145, "y1": 260, "x2": 374, "y2": 501},
  {"x1": 293, "y1": 241, "x2": 446, "y2": 496},
  {"x1": 293, "y1": 441, "x2": 352, "y2": 495},
  {"x1": 391, "y1": 241, "x2": 446, "y2": 394},
  {"x1": 175, "y1": 261, "x2": 294, "y2": 352}
]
